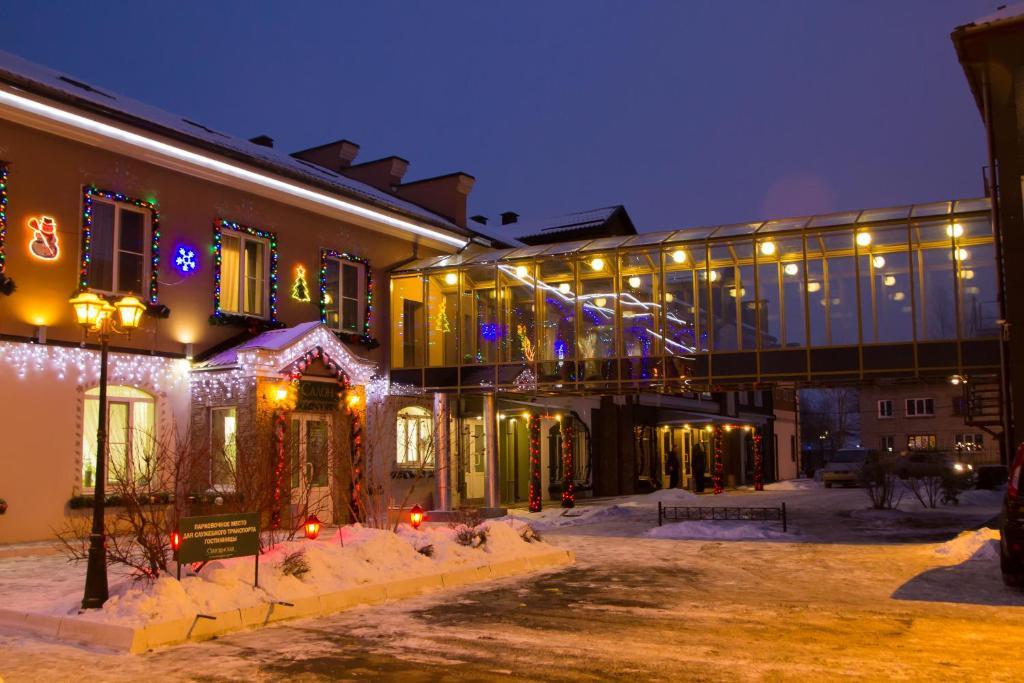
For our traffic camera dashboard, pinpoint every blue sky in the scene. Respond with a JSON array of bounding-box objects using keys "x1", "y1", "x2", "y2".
[{"x1": 1, "y1": 1, "x2": 997, "y2": 231}]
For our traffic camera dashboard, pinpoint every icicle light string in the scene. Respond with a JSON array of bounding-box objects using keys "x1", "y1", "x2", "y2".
[{"x1": 0, "y1": 341, "x2": 188, "y2": 390}]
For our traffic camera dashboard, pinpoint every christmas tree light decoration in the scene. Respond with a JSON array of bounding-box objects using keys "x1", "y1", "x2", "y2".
[
  {"x1": 318, "y1": 249, "x2": 375, "y2": 347},
  {"x1": 713, "y1": 425, "x2": 724, "y2": 494},
  {"x1": 174, "y1": 245, "x2": 197, "y2": 274},
  {"x1": 27, "y1": 216, "x2": 60, "y2": 261},
  {"x1": 561, "y1": 420, "x2": 575, "y2": 508},
  {"x1": 434, "y1": 299, "x2": 451, "y2": 332},
  {"x1": 211, "y1": 219, "x2": 279, "y2": 325},
  {"x1": 81, "y1": 187, "x2": 160, "y2": 304},
  {"x1": 291, "y1": 265, "x2": 312, "y2": 302},
  {"x1": 528, "y1": 414, "x2": 542, "y2": 512}
]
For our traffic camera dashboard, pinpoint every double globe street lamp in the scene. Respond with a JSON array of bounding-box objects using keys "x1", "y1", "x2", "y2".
[{"x1": 68, "y1": 291, "x2": 147, "y2": 610}]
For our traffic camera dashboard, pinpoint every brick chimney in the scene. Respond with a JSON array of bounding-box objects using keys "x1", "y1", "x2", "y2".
[
  {"x1": 290, "y1": 139, "x2": 360, "y2": 172},
  {"x1": 340, "y1": 156, "x2": 409, "y2": 192},
  {"x1": 395, "y1": 173, "x2": 476, "y2": 227}
]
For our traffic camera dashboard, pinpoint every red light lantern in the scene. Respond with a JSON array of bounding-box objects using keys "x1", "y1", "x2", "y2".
[
  {"x1": 170, "y1": 530, "x2": 182, "y2": 553},
  {"x1": 304, "y1": 514, "x2": 322, "y2": 540},
  {"x1": 409, "y1": 504, "x2": 425, "y2": 530}
]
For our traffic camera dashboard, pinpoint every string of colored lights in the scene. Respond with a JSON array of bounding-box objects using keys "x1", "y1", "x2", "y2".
[
  {"x1": 211, "y1": 218, "x2": 279, "y2": 324},
  {"x1": 318, "y1": 248, "x2": 374, "y2": 343},
  {"x1": 0, "y1": 163, "x2": 8, "y2": 275},
  {"x1": 753, "y1": 430, "x2": 764, "y2": 491},
  {"x1": 528, "y1": 414, "x2": 542, "y2": 512},
  {"x1": 712, "y1": 425, "x2": 724, "y2": 495},
  {"x1": 561, "y1": 420, "x2": 575, "y2": 508},
  {"x1": 81, "y1": 187, "x2": 160, "y2": 304},
  {"x1": 0, "y1": 341, "x2": 189, "y2": 391}
]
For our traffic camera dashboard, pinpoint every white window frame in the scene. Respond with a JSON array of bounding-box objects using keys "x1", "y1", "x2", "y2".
[
  {"x1": 81, "y1": 386, "x2": 156, "y2": 492},
  {"x1": 86, "y1": 196, "x2": 152, "y2": 297},
  {"x1": 324, "y1": 256, "x2": 367, "y2": 333},
  {"x1": 905, "y1": 397, "x2": 935, "y2": 418},
  {"x1": 221, "y1": 232, "x2": 270, "y2": 318},
  {"x1": 210, "y1": 406, "x2": 238, "y2": 489},
  {"x1": 396, "y1": 406, "x2": 433, "y2": 469},
  {"x1": 907, "y1": 434, "x2": 937, "y2": 451},
  {"x1": 954, "y1": 433, "x2": 984, "y2": 452},
  {"x1": 877, "y1": 400, "x2": 893, "y2": 419}
]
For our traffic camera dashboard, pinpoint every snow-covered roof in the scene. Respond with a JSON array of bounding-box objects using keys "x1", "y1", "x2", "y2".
[
  {"x1": 0, "y1": 49, "x2": 471, "y2": 236},
  {"x1": 471, "y1": 205, "x2": 624, "y2": 246},
  {"x1": 957, "y1": 2, "x2": 1024, "y2": 32},
  {"x1": 195, "y1": 321, "x2": 376, "y2": 385}
]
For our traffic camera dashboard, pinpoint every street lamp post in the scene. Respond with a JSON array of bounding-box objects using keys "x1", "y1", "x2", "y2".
[{"x1": 69, "y1": 291, "x2": 146, "y2": 610}]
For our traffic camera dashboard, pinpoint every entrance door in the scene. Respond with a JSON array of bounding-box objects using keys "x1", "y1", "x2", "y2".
[
  {"x1": 290, "y1": 413, "x2": 333, "y2": 522},
  {"x1": 465, "y1": 421, "x2": 486, "y2": 500}
]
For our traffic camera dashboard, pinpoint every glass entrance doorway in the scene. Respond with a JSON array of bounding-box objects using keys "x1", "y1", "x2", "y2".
[{"x1": 290, "y1": 413, "x2": 333, "y2": 522}]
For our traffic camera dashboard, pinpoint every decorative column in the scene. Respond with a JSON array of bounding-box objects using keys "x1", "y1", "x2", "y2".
[
  {"x1": 713, "y1": 425, "x2": 724, "y2": 495},
  {"x1": 433, "y1": 392, "x2": 452, "y2": 511},
  {"x1": 483, "y1": 393, "x2": 500, "y2": 508},
  {"x1": 347, "y1": 393, "x2": 364, "y2": 522},
  {"x1": 561, "y1": 419, "x2": 575, "y2": 508},
  {"x1": 528, "y1": 414, "x2": 542, "y2": 512},
  {"x1": 753, "y1": 428, "x2": 764, "y2": 491}
]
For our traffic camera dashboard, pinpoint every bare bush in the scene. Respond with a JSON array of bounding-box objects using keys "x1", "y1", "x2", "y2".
[
  {"x1": 860, "y1": 458, "x2": 904, "y2": 510},
  {"x1": 908, "y1": 475, "x2": 944, "y2": 508},
  {"x1": 448, "y1": 507, "x2": 487, "y2": 547}
]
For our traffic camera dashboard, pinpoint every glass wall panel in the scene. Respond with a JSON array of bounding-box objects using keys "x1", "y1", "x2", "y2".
[
  {"x1": 914, "y1": 220, "x2": 957, "y2": 340},
  {"x1": 390, "y1": 275, "x2": 424, "y2": 368},
  {"x1": 777, "y1": 237, "x2": 806, "y2": 347},
  {"x1": 695, "y1": 246, "x2": 711, "y2": 352},
  {"x1": 619, "y1": 250, "x2": 660, "y2": 357},
  {"x1": 806, "y1": 256, "x2": 827, "y2": 346},
  {"x1": 737, "y1": 263, "x2": 756, "y2": 350},
  {"x1": 756, "y1": 237, "x2": 782, "y2": 349},
  {"x1": 857, "y1": 224, "x2": 912, "y2": 343},
  {"x1": 499, "y1": 261, "x2": 536, "y2": 363},
  {"x1": 427, "y1": 272, "x2": 459, "y2": 366},
  {"x1": 808, "y1": 231, "x2": 857, "y2": 345},
  {"x1": 709, "y1": 244, "x2": 737, "y2": 351},
  {"x1": 956, "y1": 215, "x2": 998, "y2": 338},
  {"x1": 537, "y1": 257, "x2": 576, "y2": 363},
  {"x1": 664, "y1": 246, "x2": 697, "y2": 355},
  {"x1": 460, "y1": 266, "x2": 498, "y2": 364},
  {"x1": 578, "y1": 253, "x2": 616, "y2": 380}
]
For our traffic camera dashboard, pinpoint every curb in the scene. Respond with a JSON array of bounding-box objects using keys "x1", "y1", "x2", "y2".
[{"x1": 0, "y1": 548, "x2": 574, "y2": 654}]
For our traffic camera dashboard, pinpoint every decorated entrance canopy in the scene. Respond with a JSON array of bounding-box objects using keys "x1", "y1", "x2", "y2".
[{"x1": 191, "y1": 321, "x2": 377, "y2": 402}]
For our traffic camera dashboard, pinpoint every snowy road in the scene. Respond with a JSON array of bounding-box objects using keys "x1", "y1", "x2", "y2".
[{"x1": 2, "y1": 484, "x2": 1022, "y2": 681}]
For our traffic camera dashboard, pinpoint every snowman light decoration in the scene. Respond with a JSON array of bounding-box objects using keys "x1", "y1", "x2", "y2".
[{"x1": 28, "y1": 216, "x2": 60, "y2": 260}]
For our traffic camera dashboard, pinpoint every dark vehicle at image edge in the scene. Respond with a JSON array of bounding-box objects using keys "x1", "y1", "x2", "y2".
[{"x1": 1001, "y1": 443, "x2": 1024, "y2": 586}]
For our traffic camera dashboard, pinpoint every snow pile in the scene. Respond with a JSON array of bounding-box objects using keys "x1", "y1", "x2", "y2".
[
  {"x1": 645, "y1": 521, "x2": 793, "y2": 541},
  {"x1": 55, "y1": 520, "x2": 555, "y2": 627},
  {"x1": 932, "y1": 528, "x2": 1001, "y2": 564},
  {"x1": 763, "y1": 479, "x2": 820, "y2": 492},
  {"x1": 511, "y1": 502, "x2": 645, "y2": 530}
]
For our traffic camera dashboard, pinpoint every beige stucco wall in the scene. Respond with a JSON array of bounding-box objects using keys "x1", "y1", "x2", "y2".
[{"x1": 0, "y1": 116, "x2": 452, "y2": 543}]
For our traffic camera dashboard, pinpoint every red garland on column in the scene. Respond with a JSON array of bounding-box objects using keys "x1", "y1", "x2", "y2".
[
  {"x1": 528, "y1": 414, "x2": 542, "y2": 512},
  {"x1": 712, "y1": 425, "x2": 724, "y2": 495},
  {"x1": 348, "y1": 401, "x2": 365, "y2": 523},
  {"x1": 561, "y1": 420, "x2": 575, "y2": 508},
  {"x1": 272, "y1": 408, "x2": 287, "y2": 528},
  {"x1": 753, "y1": 429, "x2": 764, "y2": 491}
]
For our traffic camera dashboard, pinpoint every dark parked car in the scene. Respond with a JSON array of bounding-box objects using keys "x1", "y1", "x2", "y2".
[
  {"x1": 1001, "y1": 444, "x2": 1024, "y2": 586},
  {"x1": 894, "y1": 451, "x2": 976, "y2": 486},
  {"x1": 823, "y1": 448, "x2": 878, "y2": 488}
]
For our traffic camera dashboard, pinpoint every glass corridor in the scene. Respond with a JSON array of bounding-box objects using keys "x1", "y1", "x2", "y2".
[{"x1": 389, "y1": 198, "x2": 1000, "y2": 391}]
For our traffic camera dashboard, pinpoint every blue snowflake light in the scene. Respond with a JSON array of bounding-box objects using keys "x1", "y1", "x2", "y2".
[{"x1": 175, "y1": 246, "x2": 197, "y2": 274}]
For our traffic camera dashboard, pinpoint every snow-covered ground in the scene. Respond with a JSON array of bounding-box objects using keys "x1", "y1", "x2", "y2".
[
  {"x1": 0, "y1": 519, "x2": 555, "y2": 628},
  {"x1": 0, "y1": 483, "x2": 1017, "y2": 681}
]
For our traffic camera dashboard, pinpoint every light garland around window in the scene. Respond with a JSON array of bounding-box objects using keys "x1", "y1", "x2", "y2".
[{"x1": 81, "y1": 187, "x2": 160, "y2": 304}]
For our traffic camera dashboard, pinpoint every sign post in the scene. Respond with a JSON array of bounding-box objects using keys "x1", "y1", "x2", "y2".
[{"x1": 174, "y1": 512, "x2": 261, "y2": 586}]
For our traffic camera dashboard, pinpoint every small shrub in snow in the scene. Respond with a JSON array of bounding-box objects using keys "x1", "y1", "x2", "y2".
[
  {"x1": 417, "y1": 543, "x2": 435, "y2": 557},
  {"x1": 860, "y1": 458, "x2": 903, "y2": 510},
  {"x1": 455, "y1": 526, "x2": 488, "y2": 548},
  {"x1": 908, "y1": 475, "x2": 944, "y2": 508},
  {"x1": 279, "y1": 550, "x2": 311, "y2": 579},
  {"x1": 519, "y1": 525, "x2": 542, "y2": 543}
]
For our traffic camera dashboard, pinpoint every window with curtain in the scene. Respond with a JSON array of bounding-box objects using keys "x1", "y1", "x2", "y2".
[
  {"x1": 220, "y1": 233, "x2": 267, "y2": 317},
  {"x1": 87, "y1": 198, "x2": 150, "y2": 295},
  {"x1": 211, "y1": 407, "x2": 238, "y2": 487},
  {"x1": 324, "y1": 257, "x2": 366, "y2": 333},
  {"x1": 81, "y1": 386, "x2": 155, "y2": 489},
  {"x1": 396, "y1": 406, "x2": 433, "y2": 468}
]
